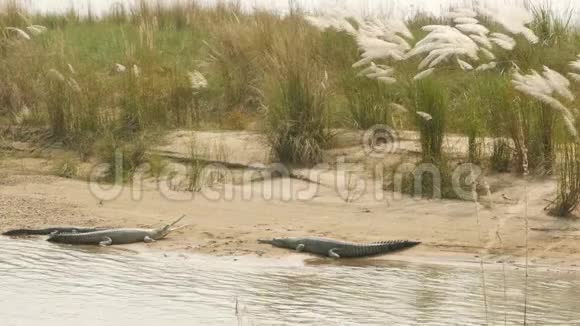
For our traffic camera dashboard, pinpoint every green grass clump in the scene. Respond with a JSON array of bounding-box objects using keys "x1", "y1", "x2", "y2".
[
  {"x1": 262, "y1": 19, "x2": 333, "y2": 165},
  {"x1": 549, "y1": 143, "x2": 580, "y2": 217},
  {"x1": 186, "y1": 137, "x2": 206, "y2": 192},
  {"x1": 410, "y1": 78, "x2": 447, "y2": 163},
  {"x1": 52, "y1": 154, "x2": 79, "y2": 178},
  {"x1": 342, "y1": 72, "x2": 395, "y2": 129},
  {"x1": 94, "y1": 132, "x2": 148, "y2": 182},
  {"x1": 264, "y1": 63, "x2": 332, "y2": 164}
]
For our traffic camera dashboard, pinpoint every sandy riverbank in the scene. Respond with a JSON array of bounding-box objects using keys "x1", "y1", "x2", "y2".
[
  {"x1": 1, "y1": 169, "x2": 579, "y2": 269},
  {"x1": 1, "y1": 130, "x2": 579, "y2": 269}
]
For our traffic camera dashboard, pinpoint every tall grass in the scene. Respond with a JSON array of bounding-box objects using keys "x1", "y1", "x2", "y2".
[
  {"x1": 342, "y1": 72, "x2": 395, "y2": 129},
  {"x1": 549, "y1": 142, "x2": 580, "y2": 217},
  {"x1": 1, "y1": 1, "x2": 580, "y2": 181},
  {"x1": 262, "y1": 18, "x2": 333, "y2": 165},
  {"x1": 410, "y1": 78, "x2": 447, "y2": 163}
]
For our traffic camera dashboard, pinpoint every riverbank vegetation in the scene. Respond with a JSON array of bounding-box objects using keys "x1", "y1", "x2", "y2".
[{"x1": 1, "y1": 1, "x2": 580, "y2": 212}]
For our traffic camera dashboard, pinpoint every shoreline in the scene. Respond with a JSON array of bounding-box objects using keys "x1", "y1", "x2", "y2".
[{"x1": 2, "y1": 167, "x2": 580, "y2": 272}]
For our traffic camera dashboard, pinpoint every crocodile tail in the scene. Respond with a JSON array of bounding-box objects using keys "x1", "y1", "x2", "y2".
[
  {"x1": 2, "y1": 228, "x2": 52, "y2": 236},
  {"x1": 378, "y1": 240, "x2": 421, "y2": 253}
]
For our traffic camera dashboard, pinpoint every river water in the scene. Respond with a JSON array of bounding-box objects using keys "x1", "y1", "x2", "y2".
[{"x1": 1, "y1": 237, "x2": 579, "y2": 325}]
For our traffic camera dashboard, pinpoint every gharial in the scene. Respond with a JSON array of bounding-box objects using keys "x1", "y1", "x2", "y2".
[
  {"x1": 46, "y1": 215, "x2": 189, "y2": 246},
  {"x1": 258, "y1": 237, "x2": 420, "y2": 258}
]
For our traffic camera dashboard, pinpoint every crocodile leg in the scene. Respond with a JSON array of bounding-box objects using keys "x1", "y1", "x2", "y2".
[
  {"x1": 144, "y1": 236, "x2": 155, "y2": 243},
  {"x1": 328, "y1": 248, "x2": 341, "y2": 258},
  {"x1": 99, "y1": 237, "x2": 113, "y2": 246},
  {"x1": 295, "y1": 244, "x2": 305, "y2": 252}
]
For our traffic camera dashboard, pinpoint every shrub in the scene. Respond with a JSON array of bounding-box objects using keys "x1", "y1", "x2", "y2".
[{"x1": 94, "y1": 132, "x2": 148, "y2": 182}]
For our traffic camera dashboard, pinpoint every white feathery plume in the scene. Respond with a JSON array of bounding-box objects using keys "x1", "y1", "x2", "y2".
[
  {"x1": 356, "y1": 62, "x2": 378, "y2": 76},
  {"x1": 568, "y1": 72, "x2": 580, "y2": 83},
  {"x1": 26, "y1": 25, "x2": 43, "y2": 35},
  {"x1": 114, "y1": 63, "x2": 127, "y2": 73},
  {"x1": 29, "y1": 25, "x2": 47, "y2": 32},
  {"x1": 390, "y1": 103, "x2": 408, "y2": 113},
  {"x1": 456, "y1": 24, "x2": 489, "y2": 35},
  {"x1": 480, "y1": 48, "x2": 496, "y2": 60},
  {"x1": 454, "y1": 17, "x2": 479, "y2": 24},
  {"x1": 352, "y1": 17, "x2": 413, "y2": 68},
  {"x1": 377, "y1": 76, "x2": 397, "y2": 84},
  {"x1": 416, "y1": 111, "x2": 433, "y2": 121},
  {"x1": 530, "y1": 92, "x2": 577, "y2": 137},
  {"x1": 4, "y1": 27, "x2": 31, "y2": 40},
  {"x1": 414, "y1": 68, "x2": 435, "y2": 80},
  {"x1": 360, "y1": 17, "x2": 413, "y2": 41},
  {"x1": 477, "y1": 5, "x2": 538, "y2": 44},
  {"x1": 354, "y1": 36, "x2": 406, "y2": 63},
  {"x1": 512, "y1": 70, "x2": 552, "y2": 94},
  {"x1": 189, "y1": 70, "x2": 208, "y2": 90},
  {"x1": 489, "y1": 32, "x2": 516, "y2": 50},
  {"x1": 476, "y1": 61, "x2": 497, "y2": 71},
  {"x1": 542, "y1": 66, "x2": 574, "y2": 101},
  {"x1": 512, "y1": 68, "x2": 577, "y2": 137},
  {"x1": 407, "y1": 25, "x2": 480, "y2": 69},
  {"x1": 469, "y1": 33, "x2": 492, "y2": 49},
  {"x1": 457, "y1": 58, "x2": 473, "y2": 71},
  {"x1": 569, "y1": 55, "x2": 580, "y2": 71},
  {"x1": 47, "y1": 69, "x2": 65, "y2": 82},
  {"x1": 304, "y1": 15, "x2": 356, "y2": 35},
  {"x1": 132, "y1": 64, "x2": 140, "y2": 77},
  {"x1": 67, "y1": 63, "x2": 76, "y2": 75},
  {"x1": 351, "y1": 17, "x2": 413, "y2": 78},
  {"x1": 520, "y1": 28, "x2": 539, "y2": 44},
  {"x1": 365, "y1": 66, "x2": 394, "y2": 78}
]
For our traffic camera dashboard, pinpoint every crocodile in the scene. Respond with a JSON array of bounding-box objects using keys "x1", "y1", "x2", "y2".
[
  {"x1": 258, "y1": 237, "x2": 420, "y2": 258},
  {"x1": 47, "y1": 215, "x2": 188, "y2": 246},
  {"x1": 3, "y1": 227, "x2": 108, "y2": 236}
]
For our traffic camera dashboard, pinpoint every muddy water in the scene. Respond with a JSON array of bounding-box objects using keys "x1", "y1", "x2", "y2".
[{"x1": 1, "y1": 238, "x2": 579, "y2": 325}]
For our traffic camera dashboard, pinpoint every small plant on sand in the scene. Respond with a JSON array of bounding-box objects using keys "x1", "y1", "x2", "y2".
[
  {"x1": 147, "y1": 153, "x2": 167, "y2": 181},
  {"x1": 185, "y1": 137, "x2": 207, "y2": 192},
  {"x1": 53, "y1": 154, "x2": 79, "y2": 179},
  {"x1": 94, "y1": 132, "x2": 148, "y2": 182},
  {"x1": 548, "y1": 142, "x2": 580, "y2": 217}
]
